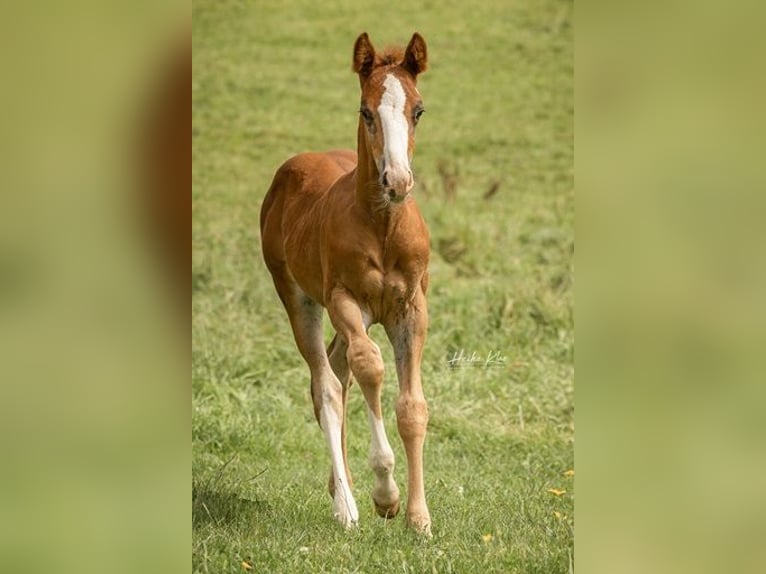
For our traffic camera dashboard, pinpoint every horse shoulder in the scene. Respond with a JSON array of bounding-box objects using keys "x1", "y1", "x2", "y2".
[
  {"x1": 321, "y1": 199, "x2": 378, "y2": 266},
  {"x1": 318, "y1": 203, "x2": 381, "y2": 301},
  {"x1": 391, "y1": 204, "x2": 430, "y2": 263}
]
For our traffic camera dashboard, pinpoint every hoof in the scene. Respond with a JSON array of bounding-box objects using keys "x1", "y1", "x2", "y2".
[
  {"x1": 332, "y1": 487, "x2": 359, "y2": 529},
  {"x1": 406, "y1": 513, "x2": 432, "y2": 537},
  {"x1": 333, "y1": 510, "x2": 359, "y2": 529},
  {"x1": 373, "y1": 496, "x2": 400, "y2": 519}
]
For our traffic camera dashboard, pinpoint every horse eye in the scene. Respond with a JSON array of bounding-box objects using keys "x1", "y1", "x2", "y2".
[
  {"x1": 359, "y1": 108, "x2": 374, "y2": 123},
  {"x1": 414, "y1": 108, "x2": 425, "y2": 123}
]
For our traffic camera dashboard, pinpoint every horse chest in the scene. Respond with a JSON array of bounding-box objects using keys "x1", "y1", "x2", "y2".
[
  {"x1": 352, "y1": 257, "x2": 418, "y2": 315},
  {"x1": 321, "y1": 185, "x2": 429, "y2": 318},
  {"x1": 358, "y1": 267, "x2": 400, "y2": 297}
]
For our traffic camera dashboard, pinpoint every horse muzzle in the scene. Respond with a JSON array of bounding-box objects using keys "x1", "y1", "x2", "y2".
[{"x1": 381, "y1": 166, "x2": 414, "y2": 202}]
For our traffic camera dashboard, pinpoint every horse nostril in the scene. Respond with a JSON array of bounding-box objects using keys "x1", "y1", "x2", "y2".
[{"x1": 381, "y1": 172, "x2": 389, "y2": 187}]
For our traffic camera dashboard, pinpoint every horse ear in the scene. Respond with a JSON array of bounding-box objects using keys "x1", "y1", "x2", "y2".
[
  {"x1": 352, "y1": 32, "x2": 376, "y2": 79},
  {"x1": 403, "y1": 33, "x2": 428, "y2": 78}
]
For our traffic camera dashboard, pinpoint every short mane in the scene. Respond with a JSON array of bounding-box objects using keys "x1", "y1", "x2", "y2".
[{"x1": 376, "y1": 46, "x2": 404, "y2": 67}]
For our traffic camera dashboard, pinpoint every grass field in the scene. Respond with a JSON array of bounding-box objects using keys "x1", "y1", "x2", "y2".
[{"x1": 193, "y1": 0, "x2": 573, "y2": 572}]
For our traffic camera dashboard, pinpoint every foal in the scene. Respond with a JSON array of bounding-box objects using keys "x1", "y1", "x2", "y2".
[{"x1": 260, "y1": 32, "x2": 431, "y2": 534}]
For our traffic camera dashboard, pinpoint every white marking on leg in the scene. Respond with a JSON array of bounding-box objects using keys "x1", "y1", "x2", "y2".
[
  {"x1": 377, "y1": 74, "x2": 412, "y2": 187},
  {"x1": 320, "y1": 395, "x2": 359, "y2": 527},
  {"x1": 366, "y1": 407, "x2": 399, "y2": 508}
]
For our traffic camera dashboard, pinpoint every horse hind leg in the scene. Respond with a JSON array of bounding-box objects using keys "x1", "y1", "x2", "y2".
[
  {"x1": 270, "y1": 274, "x2": 359, "y2": 528},
  {"x1": 326, "y1": 334, "x2": 353, "y2": 499}
]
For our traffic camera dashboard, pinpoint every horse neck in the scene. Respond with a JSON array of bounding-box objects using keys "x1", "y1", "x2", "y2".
[{"x1": 354, "y1": 120, "x2": 381, "y2": 204}]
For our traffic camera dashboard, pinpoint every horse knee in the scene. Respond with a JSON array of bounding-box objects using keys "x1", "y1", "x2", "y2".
[
  {"x1": 395, "y1": 396, "x2": 429, "y2": 440},
  {"x1": 346, "y1": 339, "x2": 384, "y2": 387}
]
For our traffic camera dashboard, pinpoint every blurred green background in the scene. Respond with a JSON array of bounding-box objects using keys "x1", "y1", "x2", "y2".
[
  {"x1": 0, "y1": 2, "x2": 189, "y2": 574},
  {"x1": 577, "y1": 2, "x2": 766, "y2": 573}
]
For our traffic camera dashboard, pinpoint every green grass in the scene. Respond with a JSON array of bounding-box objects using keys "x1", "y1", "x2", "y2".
[{"x1": 193, "y1": 0, "x2": 573, "y2": 572}]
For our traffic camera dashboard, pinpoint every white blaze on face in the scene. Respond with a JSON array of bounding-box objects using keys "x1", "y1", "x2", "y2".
[{"x1": 377, "y1": 74, "x2": 411, "y2": 182}]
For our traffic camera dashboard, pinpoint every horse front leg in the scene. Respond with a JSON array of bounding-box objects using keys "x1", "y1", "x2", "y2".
[
  {"x1": 328, "y1": 289, "x2": 401, "y2": 520},
  {"x1": 385, "y1": 289, "x2": 431, "y2": 535}
]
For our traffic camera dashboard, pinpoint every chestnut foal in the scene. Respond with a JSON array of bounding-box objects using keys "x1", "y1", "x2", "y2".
[{"x1": 260, "y1": 33, "x2": 431, "y2": 534}]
